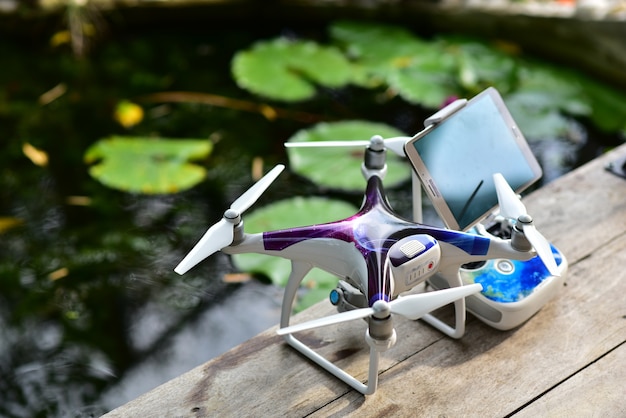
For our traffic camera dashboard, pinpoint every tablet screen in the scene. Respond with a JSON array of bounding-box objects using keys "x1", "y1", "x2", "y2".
[{"x1": 405, "y1": 88, "x2": 542, "y2": 230}]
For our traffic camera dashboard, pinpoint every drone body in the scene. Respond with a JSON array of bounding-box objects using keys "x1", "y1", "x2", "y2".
[
  {"x1": 224, "y1": 173, "x2": 532, "y2": 309},
  {"x1": 174, "y1": 132, "x2": 561, "y2": 395}
]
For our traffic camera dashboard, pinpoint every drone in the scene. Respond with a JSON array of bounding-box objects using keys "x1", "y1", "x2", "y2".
[{"x1": 174, "y1": 129, "x2": 561, "y2": 395}]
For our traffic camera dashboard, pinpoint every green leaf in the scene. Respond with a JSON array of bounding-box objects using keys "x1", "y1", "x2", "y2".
[
  {"x1": 231, "y1": 196, "x2": 358, "y2": 311},
  {"x1": 84, "y1": 136, "x2": 212, "y2": 194},
  {"x1": 504, "y1": 92, "x2": 574, "y2": 139},
  {"x1": 330, "y1": 21, "x2": 430, "y2": 69},
  {"x1": 389, "y1": 65, "x2": 457, "y2": 108},
  {"x1": 286, "y1": 120, "x2": 411, "y2": 190},
  {"x1": 578, "y1": 77, "x2": 626, "y2": 133},
  {"x1": 330, "y1": 20, "x2": 451, "y2": 96},
  {"x1": 442, "y1": 37, "x2": 518, "y2": 94},
  {"x1": 231, "y1": 38, "x2": 353, "y2": 101}
]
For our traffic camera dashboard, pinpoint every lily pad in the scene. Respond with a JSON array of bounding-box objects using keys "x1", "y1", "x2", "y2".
[
  {"x1": 575, "y1": 75, "x2": 626, "y2": 133},
  {"x1": 84, "y1": 136, "x2": 212, "y2": 194},
  {"x1": 231, "y1": 196, "x2": 358, "y2": 311},
  {"x1": 330, "y1": 21, "x2": 461, "y2": 106},
  {"x1": 231, "y1": 38, "x2": 353, "y2": 102},
  {"x1": 330, "y1": 21, "x2": 432, "y2": 80},
  {"x1": 503, "y1": 63, "x2": 591, "y2": 139},
  {"x1": 286, "y1": 120, "x2": 411, "y2": 190}
]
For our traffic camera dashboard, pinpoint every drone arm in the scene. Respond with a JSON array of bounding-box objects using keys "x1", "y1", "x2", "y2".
[
  {"x1": 436, "y1": 236, "x2": 534, "y2": 273},
  {"x1": 227, "y1": 234, "x2": 368, "y2": 293},
  {"x1": 483, "y1": 236, "x2": 536, "y2": 263}
]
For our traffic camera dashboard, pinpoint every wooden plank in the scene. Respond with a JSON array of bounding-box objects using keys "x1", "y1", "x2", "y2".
[
  {"x1": 514, "y1": 342, "x2": 626, "y2": 417},
  {"x1": 104, "y1": 143, "x2": 626, "y2": 417},
  {"x1": 311, "y1": 233, "x2": 626, "y2": 416}
]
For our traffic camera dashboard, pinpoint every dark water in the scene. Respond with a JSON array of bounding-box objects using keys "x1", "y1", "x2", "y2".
[{"x1": 0, "y1": 18, "x2": 622, "y2": 417}]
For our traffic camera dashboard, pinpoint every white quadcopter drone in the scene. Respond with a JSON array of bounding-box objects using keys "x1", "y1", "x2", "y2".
[{"x1": 174, "y1": 94, "x2": 565, "y2": 395}]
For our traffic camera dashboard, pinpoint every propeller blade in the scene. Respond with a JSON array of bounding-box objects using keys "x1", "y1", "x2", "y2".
[
  {"x1": 277, "y1": 283, "x2": 483, "y2": 335},
  {"x1": 285, "y1": 136, "x2": 410, "y2": 157},
  {"x1": 174, "y1": 219, "x2": 233, "y2": 274},
  {"x1": 231, "y1": 164, "x2": 285, "y2": 214},
  {"x1": 493, "y1": 173, "x2": 527, "y2": 220},
  {"x1": 285, "y1": 140, "x2": 369, "y2": 148},
  {"x1": 522, "y1": 223, "x2": 560, "y2": 276},
  {"x1": 390, "y1": 283, "x2": 483, "y2": 320},
  {"x1": 277, "y1": 307, "x2": 375, "y2": 335},
  {"x1": 493, "y1": 174, "x2": 560, "y2": 276},
  {"x1": 175, "y1": 164, "x2": 285, "y2": 275}
]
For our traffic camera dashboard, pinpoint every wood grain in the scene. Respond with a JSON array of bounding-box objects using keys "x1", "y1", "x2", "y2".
[{"x1": 104, "y1": 143, "x2": 626, "y2": 417}]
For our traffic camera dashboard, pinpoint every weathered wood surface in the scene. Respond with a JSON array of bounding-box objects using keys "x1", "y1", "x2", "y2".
[{"x1": 104, "y1": 144, "x2": 626, "y2": 417}]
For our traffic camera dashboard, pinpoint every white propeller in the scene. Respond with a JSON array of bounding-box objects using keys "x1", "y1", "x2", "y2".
[
  {"x1": 174, "y1": 164, "x2": 285, "y2": 275},
  {"x1": 277, "y1": 283, "x2": 482, "y2": 335},
  {"x1": 493, "y1": 173, "x2": 560, "y2": 276},
  {"x1": 284, "y1": 135, "x2": 410, "y2": 157}
]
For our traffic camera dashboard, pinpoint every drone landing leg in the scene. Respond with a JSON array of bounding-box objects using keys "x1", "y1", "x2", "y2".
[
  {"x1": 278, "y1": 261, "x2": 371, "y2": 392},
  {"x1": 420, "y1": 268, "x2": 467, "y2": 339},
  {"x1": 279, "y1": 262, "x2": 368, "y2": 392},
  {"x1": 279, "y1": 261, "x2": 313, "y2": 328},
  {"x1": 282, "y1": 333, "x2": 374, "y2": 394},
  {"x1": 281, "y1": 326, "x2": 396, "y2": 395},
  {"x1": 279, "y1": 261, "x2": 393, "y2": 395}
]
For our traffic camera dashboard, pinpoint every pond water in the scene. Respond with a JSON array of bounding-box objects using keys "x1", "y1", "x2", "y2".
[{"x1": 0, "y1": 16, "x2": 622, "y2": 417}]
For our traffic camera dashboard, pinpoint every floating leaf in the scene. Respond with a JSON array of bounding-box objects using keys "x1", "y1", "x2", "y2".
[
  {"x1": 114, "y1": 100, "x2": 144, "y2": 128},
  {"x1": 504, "y1": 92, "x2": 573, "y2": 140},
  {"x1": 504, "y1": 63, "x2": 591, "y2": 139},
  {"x1": 50, "y1": 30, "x2": 71, "y2": 47},
  {"x1": 48, "y1": 267, "x2": 69, "y2": 281},
  {"x1": 0, "y1": 217, "x2": 23, "y2": 234},
  {"x1": 231, "y1": 196, "x2": 358, "y2": 311},
  {"x1": 22, "y1": 142, "x2": 49, "y2": 166},
  {"x1": 286, "y1": 120, "x2": 411, "y2": 190},
  {"x1": 390, "y1": 62, "x2": 457, "y2": 108},
  {"x1": 84, "y1": 136, "x2": 212, "y2": 194},
  {"x1": 578, "y1": 77, "x2": 626, "y2": 133},
  {"x1": 330, "y1": 21, "x2": 468, "y2": 106},
  {"x1": 330, "y1": 21, "x2": 430, "y2": 72},
  {"x1": 231, "y1": 38, "x2": 353, "y2": 101},
  {"x1": 443, "y1": 37, "x2": 518, "y2": 94}
]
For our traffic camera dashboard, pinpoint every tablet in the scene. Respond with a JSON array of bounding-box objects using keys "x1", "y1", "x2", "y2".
[{"x1": 404, "y1": 87, "x2": 542, "y2": 231}]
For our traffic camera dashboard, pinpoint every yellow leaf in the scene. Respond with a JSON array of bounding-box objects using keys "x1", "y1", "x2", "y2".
[
  {"x1": 114, "y1": 100, "x2": 144, "y2": 128},
  {"x1": 51, "y1": 30, "x2": 71, "y2": 47},
  {"x1": 222, "y1": 273, "x2": 252, "y2": 283},
  {"x1": 259, "y1": 104, "x2": 277, "y2": 121},
  {"x1": 22, "y1": 143, "x2": 49, "y2": 166},
  {"x1": 66, "y1": 195, "x2": 92, "y2": 206},
  {"x1": 0, "y1": 217, "x2": 23, "y2": 233},
  {"x1": 39, "y1": 83, "x2": 67, "y2": 105},
  {"x1": 49, "y1": 267, "x2": 69, "y2": 281}
]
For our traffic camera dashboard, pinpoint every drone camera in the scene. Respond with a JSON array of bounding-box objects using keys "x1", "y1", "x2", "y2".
[
  {"x1": 389, "y1": 235, "x2": 441, "y2": 294},
  {"x1": 330, "y1": 280, "x2": 368, "y2": 312}
]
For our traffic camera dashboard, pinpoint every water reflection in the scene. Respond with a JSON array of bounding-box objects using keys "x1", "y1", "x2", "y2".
[{"x1": 99, "y1": 281, "x2": 283, "y2": 411}]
